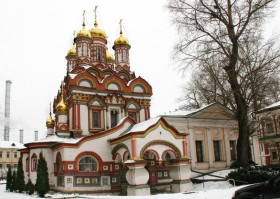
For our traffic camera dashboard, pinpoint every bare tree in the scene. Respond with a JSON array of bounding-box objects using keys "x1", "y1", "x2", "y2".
[
  {"x1": 168, "y1": 0, "x2": 276, "y2": 167},
  {"x1": 180, "y1": 34, "x2": 280, "y2": 112}
]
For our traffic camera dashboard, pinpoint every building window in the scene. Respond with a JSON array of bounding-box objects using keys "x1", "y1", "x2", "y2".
[
  {"x1": 31, "y1": 154, "x2": 37, "y2": 172},
  {"x1": 0, "y1": 151, "x2": 2, "y2": 158},
  {"x1": 57, "y1": 176, "x2": 65, "y2": 187},
  {"x1": 6, "y1": 151, "x2": 10, "y2": 158},
  {"x1": 213, "y1": 140, "x2": 222, "y2": 161},
  {"x1": 74, "y1": 176, "x2": 100, "y2": 186},
  {"x1": 213, "y1": 140, "x2": 221, "y2": 161},
  {"x1": 14, "y1": 164, "x2": 17, "y2": 168},
  {"x1": 230, "y1": 140, "x2": 237, "y2": 160},
  {"x1": 111, "y1": 110, "x2": 119, "y2": 128},
  {"x1": 0, "y1": 164, "x2": 2, "y2": 169},
  {"x1": 97, "y1": 47, "x2": 101, "y2": 61},
  {"x1": 101, "y1": 176, "x2": 110, "y2": 185},
  {"x1": 13, "y1": 152, "x2": 17, "y2": 158},
  {"x1": 195, "y1": 141, "x2": 204, "y2": 162},
  {"x1": 266, "y1": 123, "x2": 274, "y2": 134},
  {"x1": 78, "y1": 156, "x2": 98, "y2": 172},
  {"x1": 271, "y1": 151, "x2": 278, "y2": 160},
  {"x1": 92, "y1": 110, "x2": 101, "y2": 128}
]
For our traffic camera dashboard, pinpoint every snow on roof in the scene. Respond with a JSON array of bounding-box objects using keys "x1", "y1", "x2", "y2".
[
  {"x1": 162, "y1": 103, "x2": 215, "y2": 117},
  {"x1": 119, "y1": 117, "x2": 161, "y2": 137},
  {"x1": 258, "y1": 101, "x2": 280, "y2": 112},
  {"x1": 27, "y1": 135, "x2": 82, "y2": 145},
  {"x1": 69, "y1": 73, "x2": 78, "y2": 79},
  {"x1": 81, "y1": 65, "x2": 91, "y2": 70},
  {"x1": 127, "y1": 79, "x2": 134, "y2": 86},
  {"x1": 0, "y1": 141, "x2": 25, "y2": 149}
]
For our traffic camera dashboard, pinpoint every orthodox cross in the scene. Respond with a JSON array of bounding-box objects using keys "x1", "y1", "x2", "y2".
[{"x1": 119, "y1": 19, "x2": 123, "y2": 34}]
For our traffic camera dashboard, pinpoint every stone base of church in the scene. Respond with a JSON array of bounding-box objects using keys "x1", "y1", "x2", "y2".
[
  {"x1": 171, "y1": 180, "x2": 192, "y2": 193},
  {"x1": 127, "y1": 185, "x2": 150, "y2": 196}
]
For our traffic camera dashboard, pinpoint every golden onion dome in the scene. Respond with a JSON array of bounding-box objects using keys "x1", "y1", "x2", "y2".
[
  {"x1": 56, "y1": 95, "x2": 67, "y2": 113},
  {"x1": 76, "y1": 23, "x2": 91, "y2": 38},
  {"x1": 67, "y1": 43, "x2": 76, "y2": 56},
  {"x1": 114, "y1": 32, "x2": 130, "y2": 45},
  {"x1": 46, "y1": 113, "x2": 55, "y2": 128},
  {"x1": 106, "y1": 47, "x2": 114, "y2": 61},
  {"x1": 90, "y1": 22, "x2": 107, "y2": 40}
]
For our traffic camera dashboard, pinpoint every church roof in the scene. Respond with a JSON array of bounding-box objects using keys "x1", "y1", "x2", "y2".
[
  {"x1": 0, "y1": 141, "x2": 25, "y2": 149},
  {"x1": 118, "y1": 117, "x2": 161, "y2": 137}
]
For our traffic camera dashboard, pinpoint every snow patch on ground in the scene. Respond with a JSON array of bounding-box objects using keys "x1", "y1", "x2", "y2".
[{"x1": 0, "y1": 170, "x2": 245, "y2": 199}]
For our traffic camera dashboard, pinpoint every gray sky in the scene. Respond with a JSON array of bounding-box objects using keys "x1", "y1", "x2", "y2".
[
  {"x1": 0, "y1": 0, "x2": 279, "y2": 143},
  {"x1": 0, "y1": 0, "x2": 185, "y2": 143}
]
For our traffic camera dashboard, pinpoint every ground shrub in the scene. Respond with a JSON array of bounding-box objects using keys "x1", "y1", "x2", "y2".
[
  {"x1": 226, "y1": 165, "x2": 280, "y2": 186},
  {"x1": 25, "y1": 179, "x2": 35, "y2": 195}
]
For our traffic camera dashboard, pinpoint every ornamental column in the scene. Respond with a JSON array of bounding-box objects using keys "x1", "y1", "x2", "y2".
[
  {"x1": 207, "y1": 128, "x2": 214, "y2": 168},
  {"x1": 124, "y1": 159, "x2": 150, "y2": 196},
  {"x1": 188, "y1": 128, "x2": 196, "y2": 168},
  {"x1": 169, "y1": 158, "x2": 192, "y2": 193},
  {"x1": 223, "y1": 129, "x2": 231, "y2": 167}
]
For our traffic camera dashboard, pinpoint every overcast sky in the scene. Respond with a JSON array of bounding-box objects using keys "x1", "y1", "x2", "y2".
[
  {"x1": 0, "y1": 0, "x2": 185, "y2": 143},
  {"x1": 0, "y1": 0, "x2": 279, "y2": 143}
]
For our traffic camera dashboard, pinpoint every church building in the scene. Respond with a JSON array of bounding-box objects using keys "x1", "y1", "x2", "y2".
[{"x1": 19, "y1": 10, "x2": 192, "y2": 196}]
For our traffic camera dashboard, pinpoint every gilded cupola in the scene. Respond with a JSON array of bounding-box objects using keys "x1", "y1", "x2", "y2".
[
  {"x1": 89, "y1": 6, "x2": 107, "y2": 41},
  {"x1": 106, "y1": 46, "x2": 114, "y2": 61},
  {"x1": 56, "y1": 83, "x2": 67, "y2": 114},
  {"x1": 67, "y1": 42, "x2": 76, "y2": 56},
  {"x1": 46, "y1": 113, "x2": 55, "y2": 128},
  {"x1": 76, "y1": 23, "x2": 91, "y2": 38},
  {"x1": 46, "y1": 103, "x2": 55, "y2": 128},
  {"x1": 114, "y1": 32, "x2": 130, "y2": 45},
  {"x1": 113, "y1": 19, "x2": 130, "y2": 49},
  {"x1": 76, "y1": 11, "x2": 91, "y2": 38},
  {"x1": 90, "y1": 22, "x2": 107, "y2": 40}
]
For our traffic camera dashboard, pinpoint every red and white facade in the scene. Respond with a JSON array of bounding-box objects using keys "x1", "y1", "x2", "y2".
[{"x1": 19, "y1": 16, "x2": 192, "y2": 195}]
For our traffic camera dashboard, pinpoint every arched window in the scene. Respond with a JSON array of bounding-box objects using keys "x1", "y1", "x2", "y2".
[
  {"x1": 26, "y1": 157, "x2": 29, "y2": 172},
  {"x1": 78, "y1": 156, "x2": 98, "y2": 172},
  {"x1": 31, "y1": 153, "x2": 37, "y2": 172},
  {"x1": 56, "y1": 153, "x2": 63, "y2": 172}
]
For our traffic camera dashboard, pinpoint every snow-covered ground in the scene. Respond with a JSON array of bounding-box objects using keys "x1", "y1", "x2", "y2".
[{"x1": 0, "y1": 170, "x2": 247, "y2": 199}]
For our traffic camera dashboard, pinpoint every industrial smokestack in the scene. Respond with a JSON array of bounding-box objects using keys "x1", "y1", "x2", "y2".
[
  {"x1": 20, "y1": 129, "x2": 23, "y2": 143},
  {"x1": 35, "y1": 130, "x2": 38, "y2": 141},
  {"x1": 4, "y1": 80, "x2": 12, "y2": 141}
]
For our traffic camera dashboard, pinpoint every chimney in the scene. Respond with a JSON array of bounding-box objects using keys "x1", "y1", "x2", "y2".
[
  {"x1": 4, "y1": 80, "x2": 12, "y2": 141},
  {"x1": 19, "y1": 129, "x2": 24, "y2": 143},
  {"x1": 34, "y1": 130, "x2": 38, "y2": 141}
]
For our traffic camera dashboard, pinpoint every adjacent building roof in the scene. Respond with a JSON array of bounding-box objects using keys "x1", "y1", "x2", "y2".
[
  {"x1": 0, "y1": 141, "x2": 25, "y2": 149},
  {"x1": 257, "y1": 101, "x2": 280, "y2": 113},
  {"x1": 24, "y1": 135, "x2": 82, "y2": 148},
  {"x1": 162, "y1": 102, "x2": 235, "y2": 120}
]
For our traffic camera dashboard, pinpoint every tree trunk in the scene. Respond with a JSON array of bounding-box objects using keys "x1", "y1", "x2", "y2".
[{"x1": 224, "y1": 40, "x2": 250, "y2": 168}]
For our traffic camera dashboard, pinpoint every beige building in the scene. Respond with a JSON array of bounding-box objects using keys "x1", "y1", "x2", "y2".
[
  {"x1": 0, "y1": 141, "x2": 24, "y2": 178},
  {"x1": 163, "y1": 103, "x2": 238, "y2": 171}
]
